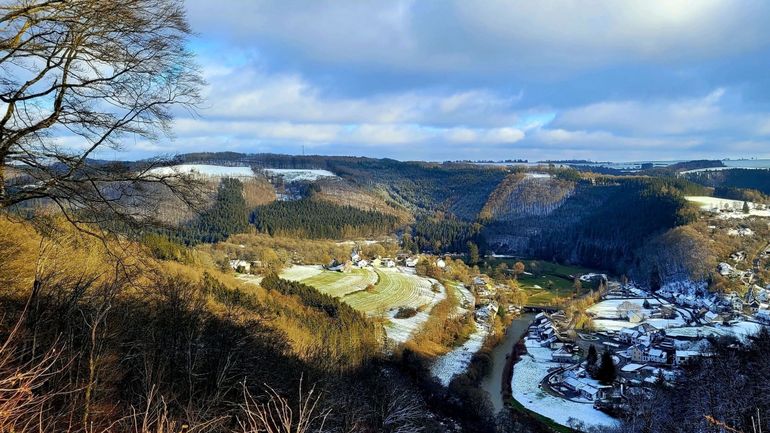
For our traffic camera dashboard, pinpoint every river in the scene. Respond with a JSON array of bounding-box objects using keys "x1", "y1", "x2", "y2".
[{"x1": 480, "y1": 312, "x2": 535, "y2": 413}]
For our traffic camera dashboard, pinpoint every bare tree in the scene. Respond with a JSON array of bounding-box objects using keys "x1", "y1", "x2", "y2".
[
  {"x1": 238, "y1": 379, "x2": 330, "y2": 433},
  {"x1": 0, "y1": 0, "x2": 204, "y2": 231}
]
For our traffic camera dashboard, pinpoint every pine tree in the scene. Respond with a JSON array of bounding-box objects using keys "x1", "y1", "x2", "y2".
[
  {"x1": 467, "y1": 241, "x2": 480, "y2": 264},
  {"x1": 596, "y1": 350, "x2": 617, "y2": 385},
  {"x1": 743, "y1": 201, "x2": 751, "y2": 214},
  {"x1": 586, "y1": 344, "x2": 598, "y2": 372}
]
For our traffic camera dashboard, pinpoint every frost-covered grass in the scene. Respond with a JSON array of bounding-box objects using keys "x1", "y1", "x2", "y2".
[
  {"x1": 587, "y1": 298, "x2": 664, "y2": 319},
  {"x1": 430, "y1": 321, "x2": 487, "y2": 386},
  {"x1": 685, "y1": 196, "x2": 770, "y2": 218},
  {"x1": 279, "y1": 265, "x2": 324, "y2": 282},
  {"x1": 293, "y1": 268, "x2": 378, "y2": 298},
  {"x1": 148, "y1": 164, "x2": 254, "y2": 178},
  {"x1": 262, "y1": 169, "x2": 336, "y2": 182},
  {"x1": 345, "y1": 268, "x2": 440, "y2": 314},
  {"x1": 511, "y1": 340, "x2": 618, "y2": 429},
  {"x1": 588, "y1": 298, "x2": 687, "y2": 331},
  {"x1": 665, "y1": 321, "x2": 761, "y2": 342}
]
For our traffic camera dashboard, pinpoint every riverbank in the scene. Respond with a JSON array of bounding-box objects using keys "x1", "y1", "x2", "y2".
[{"x1": 479, "y1": 313, "x2": 534, "y2": 412}]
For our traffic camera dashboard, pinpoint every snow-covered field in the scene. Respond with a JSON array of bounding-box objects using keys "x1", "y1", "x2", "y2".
[
  {"x1": 279, "y1": 265, "x2": 324, "y2": 281},
  {"x1": 148, "y1": 164, "x2": 255, "y2": 178},
  {"x1": 587, "y1": 298, "x2": 664, "y2": 319},
  {"x1": 665, "y1": 321, "x2": 761, "y2": 342},
  {"x1": 588, "y1": 298, "x2": 687, "y2": 331},
  {"x1": 686, "y1": 196, "x2": 770, "y2": 218},
  {"x1": 262, "y1": 169, "x2": 336, "y2": 182},
  {"x1": 384, "y1": 277, "x2": 447, "y2": 343},
  {"x1": 525, "y1": 172, "x2": 552, "y2": 179},
  {"x1": 431, "y1": 322, "x2": 488, "y2": 386},
  {"x1": 512, "y1": 339, "x2": 618, "y2": 429}
]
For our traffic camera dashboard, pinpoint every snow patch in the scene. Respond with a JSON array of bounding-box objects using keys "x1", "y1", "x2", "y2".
[
  {"x1": 431, "y1": 322, "x2": 488, "y2": 386},
  {"x1": 148, "y1": 164, "x2": 255, "y2": 178},
  {"x1": 262, "y1": 169, "x2": 336, "y2": 182}
]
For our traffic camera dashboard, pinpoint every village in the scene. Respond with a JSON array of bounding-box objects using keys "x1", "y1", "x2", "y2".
[{"x1": 511, "y1": 270, "x2": 767, "y2": 428}]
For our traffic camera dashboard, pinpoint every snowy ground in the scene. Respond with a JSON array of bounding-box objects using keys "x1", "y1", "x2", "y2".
[
  {"x1": 279, "y1": 265, "x2": 324, "y2": 281},
  {"x1": 431, "y1": 322, "x2": 488, "y2": 386},
  {"x1": 685, "y1": 196, "x2": 770, "y2": 218},
  {"x1": 148, "y1": 164, "x2": 255, "y2": 178},
  {"x1": 511, "y1": 339, "x2": 619, "y2": 429},
  {"x1": 236, "y1": 274, "x2": 263, "y2": 286},
  {"x1": 587, "y1": 298, "x2": 665, "y2": 319},
  {"x1": 525, "y1": 172, "x2": 552, "y2": 179},
  {"x1": 588, "y1": 298, "x2": 687, "y2": 331},
  {"x1": 262, "y1": 168, "x2": 336, "y2": 182},
  {"x1": 665, "y1": 321, "x2": 761, "y2": 342},
  {"x1": 383, "y1": 277, "x2": 447, "y2": 344}
]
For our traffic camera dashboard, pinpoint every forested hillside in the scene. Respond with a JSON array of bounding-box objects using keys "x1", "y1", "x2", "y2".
[
  {"x1": 484, "y1": 177, "x2": 700, "y2": 273},
  {"x1": 0, "y1": 217, "x2": 443, "y2": 432},
  {"x1": 685, "y1": 168, "x2": 770, "y2": 196},
  {"x1": 251, "y1": 199, "x2": 401, "y2": 239},
  {"x1": 479, "y1": 172, "x2": 576, "y2": 221}
]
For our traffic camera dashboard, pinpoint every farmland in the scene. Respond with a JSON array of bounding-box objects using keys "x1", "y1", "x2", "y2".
[
  {"x1": 489, "y1": 259, "x2": 602, "y2": 306},
  {"x1": 344, "y1": 267, "x2": 439, "y2": 314},
  {"x1": 282, "y1": 265, "x2": 378, "y2": 298},
  {"x1": 280, "y1": 265, "x2": 440, "y2": 315}
]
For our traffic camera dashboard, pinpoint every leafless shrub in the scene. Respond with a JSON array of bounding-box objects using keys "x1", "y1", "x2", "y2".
[{"x1": 238, "y1": 378, "x2": 330, "y2": 433}]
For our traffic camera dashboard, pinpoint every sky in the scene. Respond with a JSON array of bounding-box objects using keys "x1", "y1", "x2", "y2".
[{"x1": 128, "y1": 0, "x2": 770, "y2": 162}]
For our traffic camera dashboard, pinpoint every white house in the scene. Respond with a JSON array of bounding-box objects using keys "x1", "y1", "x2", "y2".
[
  {"x1": 229, "y1": 259, "x2": 251, "y2": 273},
  {"x1": 674, "y1": 350, "x2": 705, "y2": 366},
  {"x1": 405, "y1": 257, "x2": 419, "y2": 267}
]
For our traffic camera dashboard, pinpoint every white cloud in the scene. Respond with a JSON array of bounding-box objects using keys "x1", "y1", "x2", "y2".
[
  {"x1": 198, "y1": 65, "x2": 522, "y2": 128},
  {"x1": 186, "y1": 0, "x2": 770, "y2": 73},
  {"x1": 554, "y1": 88, "x2": 770, "y2": 136}
]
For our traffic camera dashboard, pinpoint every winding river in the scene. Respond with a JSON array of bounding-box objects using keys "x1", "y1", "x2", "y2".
[{"x1": 480, "y1": 312, "x2": 535, "y2": 412}]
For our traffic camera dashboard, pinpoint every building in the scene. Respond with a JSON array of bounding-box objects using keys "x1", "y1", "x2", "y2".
[
  {"x1": 229, "y1": 259, "x2": 251, "y2": 273},
  {"x1": 405, "y1": 257, "x2": 419, "y2": 267}
]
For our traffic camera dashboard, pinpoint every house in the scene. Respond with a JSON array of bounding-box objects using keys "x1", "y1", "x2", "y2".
[
  {"x1": 646, "y1": 348, "x2": 667, "y2": 364},
  {"x1": 436, "y1": 258, "x2": 447, "y2": 269},
  {"x1": 630, "y1": 345, "x2": 646, "y2": 363},
  {"x1": 619, "y1": 328, "x2": 640, "y2": 343},
  {"x1": 381, "y1": 258, "x2": 396, "y2": 268},
  {"x1": 357, "y1": 259, "x2": 369, "y2": 268},
  {"x1": 351, "y1": 251, "x2": 361, "y2": 263},
  {"x1": 229, "y1": 259, "x2": 251, "y2": 273},
  {"x1": 717, "y1": 262, "x2": 735, "y2": 276},
  {"x1": 627, "y1": 310, "x2": 644, "y2": 323},
  {"x1": 552, "y1": 347, "x2": 574, "y2": 363},
  {"x1": 328, "y1": 260, "x2": 353, "y2": 272},
  {"x1": 561, "y1": 371, "x2": 611, "y2": 401},
  {"x1": 674, "y1": 350, "x2": 702, "y2": 366},
  {"x1": 475, "y1": 302, "x2": 499, "y2": 322},
  {"x1": 405, "y1": 257, "x2": 419, "y2": 267},
  {"x1": 730, "y1": 251, "x2": 747, "y2": 262}
]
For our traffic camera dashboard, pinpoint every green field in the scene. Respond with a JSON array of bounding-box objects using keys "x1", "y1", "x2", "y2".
[
  {"x1": 296, "y1": 268, "x2": 378, "y2": 298},
  {"x1": 488, "y1": 259, "x2": 602, "y2": 306},
  {"x1": 285, "y1": 266, "x2": 438, "y2": 315},
  {"x1": 343, "y1": 268, "x2": 436, "y2": 314}
]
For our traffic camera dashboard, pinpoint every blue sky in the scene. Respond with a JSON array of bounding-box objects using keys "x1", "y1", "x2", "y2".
[{"x1": 129, "y1": 0, "x2": 770, "y2": 161}]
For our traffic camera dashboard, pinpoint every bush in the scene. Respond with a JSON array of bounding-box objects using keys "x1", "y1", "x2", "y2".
[{"x1": 394, "y1": 307, "x2": 418, "y2": 319}]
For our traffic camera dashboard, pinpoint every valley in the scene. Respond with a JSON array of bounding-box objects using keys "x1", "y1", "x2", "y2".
[{"x1": 4, "y1": 153, "x2": 770, "y2": 433}]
